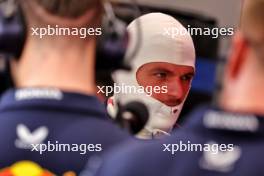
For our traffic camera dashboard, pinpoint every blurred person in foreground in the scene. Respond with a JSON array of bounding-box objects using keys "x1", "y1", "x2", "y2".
[
  {"x1": 0, "y1": 0, "x2": 130, "y2": 175},
  {"x1": 89, "y1": 0, "x2": 264, "y2": 175},
  {"x1": 107, "y1": 13, "x2": 196, "y2": 139}
]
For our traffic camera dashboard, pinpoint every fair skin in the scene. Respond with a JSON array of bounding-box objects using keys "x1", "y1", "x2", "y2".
[
  {"x1": 136, "y1": 62, "x2": 194, "y2": 107},
  {"x1": 219, "y1": 31, "x2": 264, "y2": 115},
  {"x1": 219, "y1": 0, "x2": 264, "y2": 115},
  {"x1": 11, "y1": 1, "x2": 100, "y2": 95}
]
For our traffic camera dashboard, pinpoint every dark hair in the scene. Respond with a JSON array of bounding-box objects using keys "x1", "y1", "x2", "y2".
[{"x1": 35, "y1": 0, "x2": 99, "y2": 18}]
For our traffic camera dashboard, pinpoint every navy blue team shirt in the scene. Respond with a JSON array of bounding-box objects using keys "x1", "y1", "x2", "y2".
[
  {"x1": 93, "y1": 105, "x2": 264, "y2": 176},
  {"x1": 0, "y1": 88, "x2": 130, "y2": 175}
]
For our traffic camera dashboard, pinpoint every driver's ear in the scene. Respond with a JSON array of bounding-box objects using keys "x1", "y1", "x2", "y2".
[
  {"x1": 226, "y1": 31, "x2": 249, "y2": 80},
  {"x1": 136, "y1": 65, "x2": 145, "y2": 85}
]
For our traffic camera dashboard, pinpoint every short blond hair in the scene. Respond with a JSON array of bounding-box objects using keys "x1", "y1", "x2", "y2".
[
  {"x1": 241, "y1": 0, "x2": 264, "y2": 32},
  {"x1": 241, "y1": 0, "x2": 264, "y2": 62}
]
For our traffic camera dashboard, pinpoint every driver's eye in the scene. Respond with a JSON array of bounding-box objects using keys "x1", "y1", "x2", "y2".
[
  {"x1": 181, "y1": 74, "x2": 193, "y2": 82},
  {"x1": 154, "y1": 72, "x2": 167, "y2": 79}
]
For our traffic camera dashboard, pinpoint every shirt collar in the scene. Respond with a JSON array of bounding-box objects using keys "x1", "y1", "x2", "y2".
[
  {"x1": 184, "y1": 105, "x2": 264, "y2": 136},
  {"x1": 0, "y1": 88, "x2": 107, "y2": 118}
]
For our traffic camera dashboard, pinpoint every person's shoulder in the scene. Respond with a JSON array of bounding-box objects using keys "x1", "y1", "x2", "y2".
[
  {"x1": 0, "y1": 88, "x2": 131, "y2": 148},
  {"x1": 91, "y1": 133, "x2": 193, "y2": 176},
  {"x1": 96, "y1": 105, "x2": 212, "y2": 160},
  {"x1": 84, "y1": 138, "x2": 154, "y2": 175}
]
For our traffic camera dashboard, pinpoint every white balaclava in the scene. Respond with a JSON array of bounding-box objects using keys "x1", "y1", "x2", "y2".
[{"x1": 109, "y1": 13, "x2": 195, "y2": 139}]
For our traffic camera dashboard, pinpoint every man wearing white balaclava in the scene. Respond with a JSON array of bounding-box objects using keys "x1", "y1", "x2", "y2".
[{"x1": 109, "y1": 13, "x2": 196, "y2": 139}]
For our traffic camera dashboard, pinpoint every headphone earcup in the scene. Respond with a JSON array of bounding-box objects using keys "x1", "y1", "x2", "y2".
[
  {"x1": 0, "y1": 56, "x2": 14, "y2": 94},
  {"x1": 96, "y1": 17, "x2": 129, "y2": 71},
  {"x1": 0, "y1": 8, "x2": 26, "y2": 58}
]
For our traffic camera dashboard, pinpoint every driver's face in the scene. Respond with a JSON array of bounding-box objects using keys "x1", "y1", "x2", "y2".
[{"x1": 136, "y1": 62, "x2": 194, "y2": 107}]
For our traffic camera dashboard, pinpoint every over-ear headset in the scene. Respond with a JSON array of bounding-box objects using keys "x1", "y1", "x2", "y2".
[
  {"x1": 96, "y1": 1, "x2": 130, "y2": 71},
  {"x1": 0, "y1": 0, "x2": 25, "y2": 58},
  {"x1": 0, "y1": 0, "x2": 131, "y2": 70}
]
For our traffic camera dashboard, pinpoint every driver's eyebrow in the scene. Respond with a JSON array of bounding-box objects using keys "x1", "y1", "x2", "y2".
[
  {"x1": 149, "y1": 68, "x2": 171, "y2": 73},
  {"x1": 183, "y1": 72, "x2": 195, "y2": 76}
]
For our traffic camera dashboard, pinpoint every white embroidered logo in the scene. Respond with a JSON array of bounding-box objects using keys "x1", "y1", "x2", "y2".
[
  {"x1": 199, "y1": 141, "x2": 241, "y2": 173},
  {"x1": 15, "y1": 124, "x2": 49, "y2": 150}
]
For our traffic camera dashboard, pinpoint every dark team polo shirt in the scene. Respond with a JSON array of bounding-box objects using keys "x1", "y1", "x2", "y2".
[
  {"x1": 0, "y1": 88, "x2": 130, "y2": 175},
  {"x1": 93, "y1": 106, "x2": 264, "y2": 176}
]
